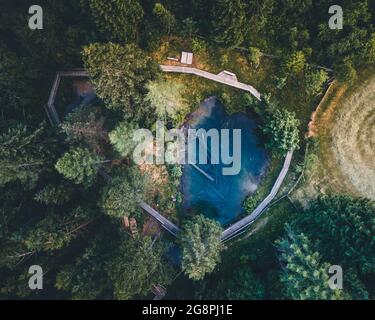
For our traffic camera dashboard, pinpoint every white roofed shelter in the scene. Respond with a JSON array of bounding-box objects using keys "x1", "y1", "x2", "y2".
[{"x1": 180, "y1": 51, "x2": 193, "y2": 65}]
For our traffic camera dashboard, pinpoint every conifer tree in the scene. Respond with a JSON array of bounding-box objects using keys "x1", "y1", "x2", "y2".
[
  {"x1": 100, "y1": 167, "x2": 150, "y2": 218},
  {"x1": 82, "y1": 0, "x2": 144, "y2": 42},
  {"x1": 0, "y1": 122, "x2": 55, "y2": 187},
  {"x1": 82, "y1": 42, "x2": 160, "y2": 120},
  {"x1": 109, "y1": 122, "x2": 139, "y2": 158},
  {"x1": 153, "y1": 3, "x2": 176, "y2": 35},
  {"x1": 212, "y1": 0, "x2": 247, "y2": 48},
  {"x1": 180, "y1": 215, "x2": 223, "y2": 281},
  {"x1": 106, "y1": 236, "x2": 173, "y2": 299},
  {"x1": 276, "y1": 225, "x2": 347, "y2": 300},
  {"x1": 55, "y1": 147, "x2": 106, "y2": 186}
]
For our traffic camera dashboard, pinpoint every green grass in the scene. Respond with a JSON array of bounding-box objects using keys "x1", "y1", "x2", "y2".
[{"x1": 293, "y1": 67, "x2": 375, "y2": 203}]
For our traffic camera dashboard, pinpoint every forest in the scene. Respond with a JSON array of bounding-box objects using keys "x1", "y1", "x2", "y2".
[{"x1": 0, "y1": 0, "x2": 374, "y2": 300}]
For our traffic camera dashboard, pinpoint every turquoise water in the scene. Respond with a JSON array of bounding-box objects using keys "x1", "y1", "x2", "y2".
[{"x1": 182, "y1": 97, "x2": 269, "y2": 225}]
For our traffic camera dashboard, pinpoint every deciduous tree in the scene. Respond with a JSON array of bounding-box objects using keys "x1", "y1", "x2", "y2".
[
  {"x1": 304, "y1": 69, "x2": 329, "y2": 96},
  {"x1": 247, "y1": 47, "x2": 262, "y2": 67},
  {"x1": 284, "y1": 51, "x2": 306, "y2": 75},
  {"x1": 263, "y1": 108, "x2": 300, "y2": 155},
  {"x1": 145, "y1": 80, "x2": 188, "y2": 122}
]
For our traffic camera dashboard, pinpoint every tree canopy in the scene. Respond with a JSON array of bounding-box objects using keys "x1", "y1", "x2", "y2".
[
  {"x1": 219, "y1": 267, "x2": 266, "y2": 300},
  {"x1": 55, "y1": 147, "x2": 104, "y2": 186},
  {"x1": 145, "y1": 79, "x2": 189, "y2": 122},
  {"x1": 285, "y1": 195, "x2": 375, "y2": 299},
  {"x1": 263, "y1": 108, "x2": 300, "y2": 155},
  {"x1": 109, "y1": 121, "x2": 140, "y2": 158},
  {"x1": 82, "y1": 42, "x2": 160, "y2": 120},
  {"x1": 334, "y1": 58, "x2": 358, "y2": 84},
  {"x1": 82, "y1": 0, "x2": 144, "y2": 42},
  {"x1": 276, "y1": 225, "x2": 347, "y2": 300},
  {"x1": 212, "y1": 0, "x2": 247, "y2": 48},
  {"x1": 153, "y1": 3, "x2": 176, "y2": 35},
  {"x1": 0, "y1": 122, "x2": 55, "y2": 187},
  {"x1": 100, "y1": 167, "x2": 150, "y2": 218},
  {"x1": 304, "y1": 69, "x2": 329, "y2": 96},
  {"x1": 107, "y1": 236, "x2": 173, "y2": 299},
  {"x1": 180, "y1": 215, "x2": 223, "y2": 281},
  {"x1": 1, "y1": 0, "x2": 375, "y2": 301}
]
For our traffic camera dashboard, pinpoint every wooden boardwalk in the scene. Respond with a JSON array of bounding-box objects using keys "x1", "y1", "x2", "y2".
[
  {"x1": 220, "y1": 150, "x2": 294, "y2": 241},
  {"x1": 138, "y1": 150, "x2": 293, "y2": 241},
  {"x1": 45, "y1": 69, "x2": 88, "y2": 125},
  {"x1": 160, "y1": 65, "x2": 261, "y2": 101},
  {"x1": 139, "y1": 201, "x2": 181, "y2": 236},
  {"x1": 43, "y1": 69, "x2": 292, "y2": 242}
]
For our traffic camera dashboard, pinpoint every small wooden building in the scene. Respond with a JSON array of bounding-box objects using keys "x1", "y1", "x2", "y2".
[{"x1": 180, "y1": 51, "x2": 193, "y2": 65}]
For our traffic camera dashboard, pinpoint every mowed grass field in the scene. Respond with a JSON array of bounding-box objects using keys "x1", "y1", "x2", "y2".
[{"x1": 294, "y1": 67, "x2": 375, "y2": 204}]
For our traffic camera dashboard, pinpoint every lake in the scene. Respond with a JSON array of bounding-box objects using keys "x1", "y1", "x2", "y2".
[{"x1": 181, "y1": 96, "x2": 269, "y2": 225}]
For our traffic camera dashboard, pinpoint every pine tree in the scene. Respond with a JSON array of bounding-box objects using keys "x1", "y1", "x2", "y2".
[
  {"x1": 212, "y1": 0, "x2": 247, "y2": 48},
  {"x1": 82, "y1": 0, "x2": 144, "y2": 42},
  {"x1": 100, "y1": 167, "x2": 150, "y2": 218},
  {"x1": 55, "y1": 147, "x2": 106, "y2": 186},
  {"x1": 109, "y1": 121, "x2": 139, "y2": 158},
  {"x1": 221, "y1": 267, "x2": 265, "y2": 300},
  {"x1": 276, "y1": 225, "x2": 347, "y2": 300},
  {"x1": 295, "y1": 196, "x2": 375, "y2": 278},
  {"x1": 180, "y1": 215, "x2": 223, "y2": 281},
  {"x1": 334, "y1": 58, "x2": 357, "y2": 84},
  {"x1": 61, "y1": 105, "x2": 108, "y2": 153},
  {"x1": 106, "y1": 236, "x2": 173, "y2": 299},
  {"x1": 153, "y1": 3, "x2": 176, "y2": 35},
  {"x1": 364, "y1": 32, "x2": 375, "y2": 64},
  {"x1": 0, "y1": 122, "x2": 55, "y2": 187},
  {"x1": 82, "y1": 42, "x2": 160, "y2": 120},
  {"x1": 34, "y1": 184, "x2": 72, "y2": 206},
  {"x1": 24, "y1": 206, "x2": 95, "y2": 251},
  {"x1": 55, "y1": 226, "x2": 117, "y2": 299}
]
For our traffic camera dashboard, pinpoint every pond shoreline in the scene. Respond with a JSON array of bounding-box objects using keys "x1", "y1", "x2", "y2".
[{"x1": 180, "y1": 96, "x2": 270, "y2": 225}]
